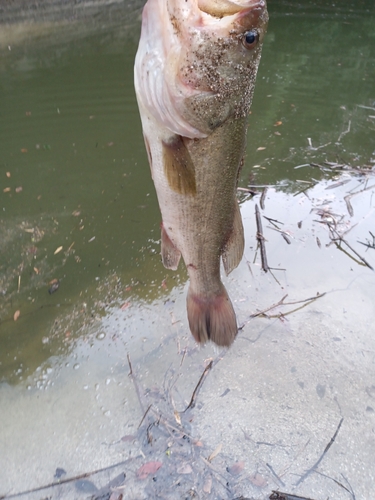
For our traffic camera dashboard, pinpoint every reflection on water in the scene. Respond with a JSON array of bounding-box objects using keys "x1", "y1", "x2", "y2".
[{"x1": 0, "y1": 1, "x2": 375, "y2": 498}]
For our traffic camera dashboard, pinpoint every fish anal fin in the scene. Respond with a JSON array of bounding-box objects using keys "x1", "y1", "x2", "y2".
[
  {"x1": 222, "y1": 200, "x2": 245, "y2": 276},
  {"x1": 162, "y1": 135, "x2": 196, "y2": 195},
  {"x1": 187, "y1": 284, "x2": 237, "y2": 347},
  {"x1": 161, "y1": 224, "x2": 181, "y2": 270}
]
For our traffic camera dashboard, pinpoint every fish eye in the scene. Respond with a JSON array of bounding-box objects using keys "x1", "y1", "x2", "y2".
[{"x1": 242, "y1": 30, "x2": 259, "y2": 49}]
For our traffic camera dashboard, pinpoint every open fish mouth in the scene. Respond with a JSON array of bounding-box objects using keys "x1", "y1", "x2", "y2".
[{"x1": 198, "y1": 0, "x2": 264, "y2": 17}]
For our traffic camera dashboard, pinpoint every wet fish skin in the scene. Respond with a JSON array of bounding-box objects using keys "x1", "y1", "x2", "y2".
[{"x1": 135, "y1": 0, "x2": 268, "y2": 346}]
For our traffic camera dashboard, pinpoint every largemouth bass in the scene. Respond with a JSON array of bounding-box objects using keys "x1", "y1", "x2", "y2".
[{"x1": 134, "y1": 0, "x2": 268, "y2": 346}]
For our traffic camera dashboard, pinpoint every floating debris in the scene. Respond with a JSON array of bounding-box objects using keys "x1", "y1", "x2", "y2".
[{"x1": 48, "y1": 279, "x2": 60, "y2": 294}]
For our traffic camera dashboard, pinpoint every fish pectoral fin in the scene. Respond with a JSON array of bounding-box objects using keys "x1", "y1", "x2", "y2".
[
  {"x1": 162, "y1": 135, "x2": 196, "y2": 195},
  {"x1": 187, "y1": 284, "x2": 237, "y2": 347},
  {"x1": 161, "y1": 225, "x2": 181, "y2": 270},
  {"x1": 222, "y1": 200, "x2": 245, "y2": 276}
]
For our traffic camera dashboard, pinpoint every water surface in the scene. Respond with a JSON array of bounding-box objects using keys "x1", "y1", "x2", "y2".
[{"x1": 0, "y1": 1, "x2": 375, "y2": 498}]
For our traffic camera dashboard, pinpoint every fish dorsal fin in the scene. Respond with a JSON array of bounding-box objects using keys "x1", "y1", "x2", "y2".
[
  {"x1": 222, "y1": 200, "x2": 244, "y2": 275},
  {"x1": 161, "y1": 224, "x2": 181, "y2": 270}
]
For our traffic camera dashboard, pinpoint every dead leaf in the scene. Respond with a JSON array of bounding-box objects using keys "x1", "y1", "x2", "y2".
[
  {"x1": 25, "y1": 111, "x2": 31, "y2": 116},
  {"x1": 3, "y1": 187, "x2": 11, "y2": 193},
  {"x1": 15, "y1": 186, "x2": 23, "y2": 193},
  {"x1": 109, "y1": 493, "x2": 123, "y2": 500},
  {"x1": 274, "y1": 131, "x2": 281, "y2": 136},
  {"x1": 48, "y1": 280, "x2": 60, "y2": 294},
  {"x1": 249, "y1": 472, "x2": 268, "y2": 488},
  {"x1": 174, "y1": 410, "x2": 181, "y2": 425},
  {"x1": 203, "y1": 475, "x2": 212, "y2": 494},
  {"x1": 274, "y1": 121, "x2": 283, "y2": 126},
  {"x1": 14, "y1": 310, "x2": 20, "y2": 321},
  {"x1": 177, "y1": 464, "x2": 192, "y2": 474},
  {"x1": 121, "y1": 435, "x2": 135, "y2": 442},
  {"x1": 136, "y1": 461, "x2": 162, "y2": 479},
  {"x1": 72, "y1": 210, "x2": 81, "y2": 217},
  {"x1": 208, "y1": 443, "x2": 222, "y2": 462},
  {"x1": 54, "y1": 246, "x2": 63, "y2": 255},
  {"x1": 6, "y1": 172, "x2": 10, "y2": 178},
  {"x1": 256, "y1": 147, "x2": 266, "y2": 151},
  {"x1": 109, "y1": 493, "x2": 122, "y2": 500},
  {"x1": 121, "y1": 302, "x2": 130, "y2": 310},
  {"x1": 228, "y1": 461, "x2": 244, "y2": 476},
  {"x1": 21, "y1": 148, "x2": 28, "y2": 153}
]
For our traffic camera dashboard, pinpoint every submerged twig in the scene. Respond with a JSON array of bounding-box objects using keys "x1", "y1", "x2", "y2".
[
  {"x1": 313, "y1": 470, "x2": 354, "y2": 498},
  {"x1": 267, "y1": 225, "x2": 292, "y2": 244},
  {"x1": 237, "y1": 186, "x2": 258, "y2": 196},
  {"x1": 328, "y1": 224, "x2": 374, "y2": 270},
  {"x1": 266, "y1": 463, "x2": 285, "y2": 487},
  {"x1": 343, "y1": 183, "x2": 375, "y2": 216},
  {"x1": 295, "y1": 417, "x2": 344, "y2": 486},
  {"x1": 127, "y1": 353, "x2": 145, "y2": 414},
  {"x1": 337, "y1": 119, "x2": 351, "y2": 143},
  {"x1": 255, "y1": 204, "x2": 269, "y2": 272},
  {"x1": 325, "y1": 178, "x2": 351, "y2": 190},
  {"x1": 0, "y1": 458, "x2": 135, "y2": 499},
  {"x1": 358, "y1": 231, "x2": 375, "y2": 250},
  {"x1": 138, "y1": 404, "x2": 152, "y2": 429}
]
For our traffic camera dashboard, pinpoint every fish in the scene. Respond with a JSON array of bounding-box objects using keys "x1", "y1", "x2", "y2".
[{"x1": 134, "y1": 0, "x2": 268, "y2": 346}]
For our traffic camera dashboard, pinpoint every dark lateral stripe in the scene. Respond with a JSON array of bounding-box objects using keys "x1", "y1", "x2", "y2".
[{"x1": 162, "y1": 135, "x2": 196, "y2": 195}]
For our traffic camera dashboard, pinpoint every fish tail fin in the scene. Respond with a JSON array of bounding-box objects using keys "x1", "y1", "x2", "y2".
[{"x1": 186, "y1": 284, "x2": 237, "y2": 347}]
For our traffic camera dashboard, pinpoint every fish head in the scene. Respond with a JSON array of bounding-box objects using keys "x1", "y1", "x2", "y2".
[
  {"x1": 175, "y1": 0, "x2": 269, "y2": 134},
  {"x1": 134, "y1": 0, "x2": 268, "y2": 139}
]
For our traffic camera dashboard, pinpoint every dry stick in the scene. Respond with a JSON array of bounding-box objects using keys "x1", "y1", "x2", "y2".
[
  {"x1": 255, "y1": 204, "x2": 269, "y2": 272},
  {"x1": 237, "y1": 186, "x2": 258, "y2": 196},
  {"x1": 263, "y1": 215, "x2": 284, "y2": 226},
  {"x1": 343, "y1": 182, "x2": 375, "y2": 217},
  {"x1": 250, "y1": 293, "x2": 326, "y2": 319},
  {"x1": 328, "y1": 224, "x2": 374, "y2": 270},
  {"x1": 183, "y1": 360, "x2": 213, "y2": 412},
  {"x1": 295, "y1": 417, "x2": 344, "y2": 486},
  {"x1": 270, "y1": 491, "x2": 317, "y2": 500},
  {"x1": 0, "y1": 457, "x2": 137, "y2": 500}
]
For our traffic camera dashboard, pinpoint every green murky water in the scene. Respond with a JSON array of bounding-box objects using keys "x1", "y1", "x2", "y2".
[{"x1": 1, "y1": 1, "x2": 375, "y2": 498}]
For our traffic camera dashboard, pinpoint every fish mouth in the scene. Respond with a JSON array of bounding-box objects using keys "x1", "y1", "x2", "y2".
[{"x1": 198, "y1": 0, "x2": 265, "y2": 18}]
